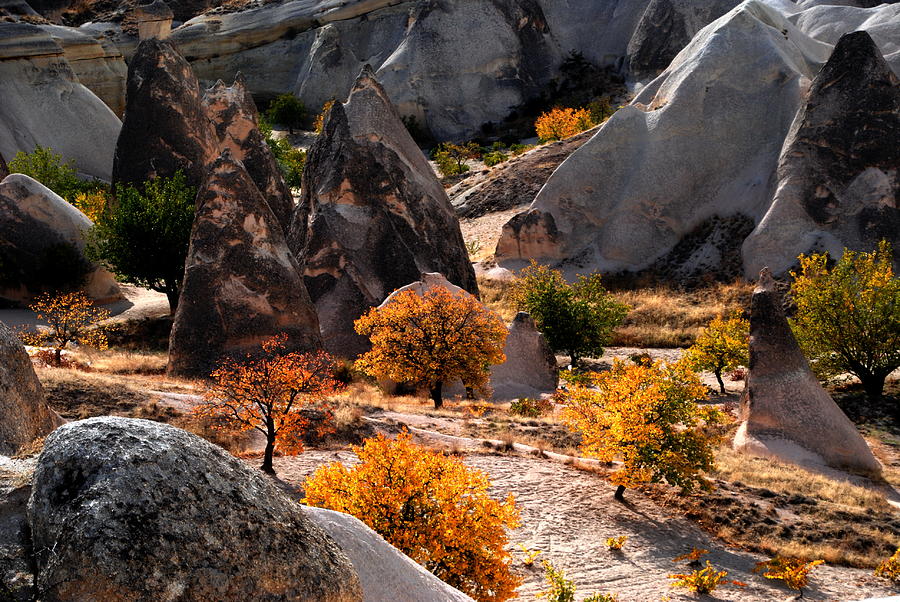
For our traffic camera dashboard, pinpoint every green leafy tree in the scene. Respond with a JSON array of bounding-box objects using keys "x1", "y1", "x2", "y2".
[
  {"x1": 684, "y1": 312, "x2": 749, "y2": 394},
  {"x1": 265, "y1": 93, "x2": 306, "y2": 134},
  {"x1": 512, "y1": 261, "x2": 629, "y2": 365},
  {"x1": 8, "y1": 145, "x2": 105, "y2": 202},
  {"x1": 259, "y1": 115, "x2": 306, "y2": 189},
  {"x1": 87, "y1": 172, "x2": 195, "y2": 313},
  {"x1": 790, "y1": 241, "x2": 900, "y2": 401},
  {"x1": 433, "y1": 142, "x2": 480, "y2": 177}
]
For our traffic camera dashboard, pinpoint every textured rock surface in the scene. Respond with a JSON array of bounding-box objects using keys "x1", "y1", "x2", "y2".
[
  {"x1": 743, "y1": 31, "x2": 900, "y2": 276},
  {"x1": 113, "y1": 37, "x2": 218, "y2": 191},
  {"x1": 135, "y1": 0, "x2": 173, "y2": 40},
  {"x1": 303, "y1": 506, "x2": 474, "y2": 602},
  {"x1": 168, "y1": 152, "x2": 321, "y2": 378},
  {"x1": 0, "y1": 457, "x2": 37, "y2": 601},
  {"x1": 0, "y1": 22, "x2": 121, "y2": 180},
  {"x1": 289, "y1": 68, "x2": 476, "y2": 358},
  {"x1": 489, "y1": 312, "x2": 558, "y2": 400},
  {"x1": 0, "y1": 321, "x2": 60, "y2": 455},
  {"x1": 202, "y1": 75, "x2": 294, "y2": 231},
  {"x1": 733, "y1": 269, "x2": 882, "y2": 475},
  {"x1": 0, "y1": 152, "x2": 7, "y2": 180},
  {"x1": 28, "y1": 417, "x2": 362, "y2": 601},
  {"x1": 0, "y1": 174, "x2": 121, "y2": 304}
]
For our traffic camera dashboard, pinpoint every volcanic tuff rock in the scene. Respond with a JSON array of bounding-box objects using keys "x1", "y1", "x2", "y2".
[
  {"x1": 743, "y1": 31, "x2": 900, "y2": 275},
  {"x1": 289, "y1": 67, "x2": 476, "y2": 358},
  {"x1": 0, "y1": 321, "x2": 61, "y2": 455},
  {"x1": 167, "y1": 151, "x2": 321, "y2": 378},
  {"x1": 202, "y1": 75, "x2": 294, "y2": 231},
  {"x1": 28, "y1": 417, "x2": 362, "y2": 601},
  {"x1": 135, "y1": 0, "x2": 173, "y2": 40},
  {"x1": 112, "y1": 37, "x2": 218, "y2": 191},
  {"x1": 733, "y1": 269, "x2": 881, "y2": 475},
  {"x1": 490, "y1": 312, "x2": 558, "y2": 401},
  {"x1": 0, "y1": 174, "x2": 121, "y2": 304},
  {"x1": 0, "y1": 153, "x2": 7, "y2": 179},
  {"x1": 0, "y1": 22, "x2": 120, "y2": 180}
]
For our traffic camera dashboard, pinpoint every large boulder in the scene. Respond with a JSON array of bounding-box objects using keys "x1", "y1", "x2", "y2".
[
  {"x1": 112, "y1": 37, "x2": 218, "y2": 192},
  {"x1": 202, "y1": 75, "x2": 294, "y2": 231},
  {"x1": 0, "y1": 321, "x2": 61, "y2": 455},
  {"x1": 0, "y1": 174, "x2": 121, "y2": 304},
  {"x1": 733, "y1": 269, "x2": 882, "y2": 476},
  {"x1": 490, "y1": 312, "x2": 558, "y2": 400},
  {"x1": 28, "y1": 417, "x2": 362, "y2": 600},
  {"x1": 742, "y1": 31, "x2": 900, "y2": 276},
  {"x1": 0, "y1": 22, "x2": 121, "y2": 181},
  {"x1": 167, "y1": 151, "x2": 321, "y2": 378},
  {"x1": 288, "y1": 67, "x2": 477, "y2": 358},
  {"x1": 303, "y1": 506, "x2": 474, "y2": 602}
]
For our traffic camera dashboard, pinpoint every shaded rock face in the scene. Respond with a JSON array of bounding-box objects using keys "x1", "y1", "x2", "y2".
[
  {"x1": 0, "y1": 457, "x2": 36, "y2": 601},
  {"x1": 490, "y1": 312, "x2": 558, "y2": 401},
  {"x1": 0, "y1": 22, "x2": 121, "y2": 181},
  {"x1": 135, "y1": 0, "x2": 173, "y2": 40},
  {"x1": 202, "y1": 75, "x2": 294, "y2": 232},
  {"x1": 0, "y1": 153, "x2": 7, "y2": 179},
  {"x1": 0, "y1": 321, "x2": 61, "y2": 455},
  {"x1": 289, "y1": 69, "x2": 477, "y2": 358},
  {"x1": 734, "y1": 269, "x2": 881, "y2": 476},
  {"x1": 28, "y1": 417, "x2": 362, "y2": 601},
  {"x1": 743, "y1": 31, "x2": 900, "y2": 276},
  {"x1": 112, "y1": 37, "x2": 218, "y2": 191},
  {"x1": 167, "y1": 152, "x2": 321, "y2": 378},
  {"x1": 0, "y1": 174, "x2": 121, "y2": 304},
  {"x1": 303, "y1": 506, "x2": 474, "y2": 602}
]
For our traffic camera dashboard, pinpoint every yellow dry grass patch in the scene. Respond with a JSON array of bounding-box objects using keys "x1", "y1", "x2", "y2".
[{"x1": 82, "y1": 348, "x2": 169, "y2": 375}]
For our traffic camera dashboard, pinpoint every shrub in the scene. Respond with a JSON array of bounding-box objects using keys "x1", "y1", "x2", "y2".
[
  {"x1": 71, "y1": 190, "x2": 108, "y2": 223},
  {"x1": 19, "y1": 291, "x2": 110, "y2": 366},
  {"x1": 587, "y1": 97, "x2": 615, "y2": 124},
  {"x1": 86, "y1": 172, "x2": 196, "y2": 313},
  {"x1": 483, "y1": 151, "x2": 509, "y2": 167},
  {"x1": 509, "y1": 397, "x2": 553, "y2": 418},
  {"x1": 540, "y1": 560, "x2": 617, "y2": 602},
  {"x1": 265, "y1": 93, "x2": 306, "y2": 134},
  {"x1": 194, "y1": 334, "x2": 342, "y2": 474},
  {"x1": 354, "y1": 287, "x2": 508, "y2": 408},
  {"x1": 535, "y1": 107, "x2": 594, "y2": 142},
  {"x1": 670, "y1": 561, "x2": 744, "y2": 594},
  {"x1": 304, "y1": 431, "x2": 521, "y2": 602},
  {"x1": 517, "y1": 544, "x2": 542, "y2": 567},
  {"x1": 606, "y1": 536, "x2": 627, "y2": 551},
  {"x1": 260, "y1": 115, "x2": 306, "y2": 188},
  {"x1": 875, "y1": 548, "x2": 900, "y2": 583},
  {"x1": 433, "y1": 142, "x2": 480, "y2": 177},
  {"x1": 674, "y1": 548, "x2": 710, "y2": 567},
  {"x1": 683, "y1": 312, "x2": 749, "y2": 394},
  {"x1": 314, "y1": 99, "x2": 335, "y2": 134},
  {"x1": 513, "y1": 261, "x2": 629, "y2": 366},
  {"x1": 560, "y1": 359, "x2": 720, "y2": 499},
  {"x1": 509, "y1": 143, "x2": 535, "y2": 156},
  {"x1": 790, "y1": 241, "x2": 900, "y2": 400},
  {"x1": 753, "y1": 557, "x2": 824, "y2": 593},
  {"x1": 7, "y1": 145, "x2": 103, "y2": 202}
]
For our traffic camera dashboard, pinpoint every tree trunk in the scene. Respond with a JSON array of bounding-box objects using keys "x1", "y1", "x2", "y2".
[
  {"x1": 569, "y1": 351, "x2": 578, "y2": 369},
  {"x1": 614, "y1": 485, "x2": 626, "y2": 501},
  {"x1": 54, "y1": 347, "x2": 62, "y2": 367},
  {"x1": 165, "y1": 288, "x2": 179, "y2": 315},
  {"x1": 261, "y1": 420, "x2": 276, "y2": 474},
  {"x1": 715, "y1": 370, "x2": 726, "y2": 395},
  {"x1": 861, "y1": 372, "x2": 885, "y2": 402},
  {"x1": 430, "y1": 382, "x2": 443, "y2": 409}
]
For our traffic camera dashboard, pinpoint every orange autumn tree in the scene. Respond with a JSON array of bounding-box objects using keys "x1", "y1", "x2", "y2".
[
  {"x1": 20, "y1": 291, "x2": 110, "y2": 366},
  {"x1": 354, "y1": 287, "x2": 508, "y2": 408},
  {"x1": 304, "y1": 431, "x2": 521, "y2": 602},
  {"x1": 560, "y1": 359, "x2": 721, "y2": 500},
  {"x1": 194, "y1": 334, "x2": 343, "y2": 474},
  {"x1": 534, "y1": 107, "x2": 594, "y2": 142}
]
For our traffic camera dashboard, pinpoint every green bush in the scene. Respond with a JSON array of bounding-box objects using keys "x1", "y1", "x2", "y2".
[
  {"x1": 433, "y1": 142, "x2": 480, "y2": 178},
  {"x1": 483, "y1": 151, "x2": 509, "y2": 167},
  {"x1": 8, "y1": 145, "x2": 105, "y2": 203},
  {"x1": 260, "y1": 115, "x2": 306, "y2": 189},
  {"x1": 509, "y1": 397, "x2": 552, "y2": 418},
  {"x1": 265, "y1": 93, "x2": 306, "y2": 134},
  {"x1": 509, "y1": 143, "x2": 534, "y2": 156}
]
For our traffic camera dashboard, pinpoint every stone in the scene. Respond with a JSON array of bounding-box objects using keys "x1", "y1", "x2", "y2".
[
  {"x1": 28, "y1": 416, "x2": 362, "y2": 601},
  {"x1": 0, "y1": 174, "x2": 121, "y2": 304},
  {"x1": 0, "y1": 153, "x2": 7, "y2": 180},
  {"x1": 742, "y1": 31, "x2": 900, "y2": 276},
  {"x1": 303, "y1": 506, "x2": 474, "y2": 602},
  {"x1": 0, "y1": 457, "x2": 37, "y2": 601},
  {"x1": 0, "y1": 22, "x2": 121, "y2": 181},
  {"x1": 112, "y1": 37, "x2": 218, "y2": 192},
  {"x1": 202, "y1": 75, "x2": 294, "y2": 231},
  {"x1": 167, "y1": 151, "x2": 322, "y2": 378},
  {"x1": 490, "y1": 312, "x2": 558, "y2": 400},
  {"x1": 733, "y1": 269, "x2": 882, "y2": 476},
  {"x1": 135, "y1": 0, "x2": 173, "y2": 40},
  {"x1": 288, "y1": 68, "x2": 477, "y2": 358},
  {"x1": 0, "y1": 321, "x2": 61, "y2": 455}
]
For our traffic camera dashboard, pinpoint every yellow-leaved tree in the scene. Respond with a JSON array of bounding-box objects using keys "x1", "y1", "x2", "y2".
[
  {"x1": 534, "y1": 107, "x2": 595, "y2": 142},
  {"x1": 684, "y1": 312, "x2": 749, "y2": 394},
  {"x1": 20, "y1": 291, "x2": 110, "y2": 366},
  {"x1": 304, "y1": 431, "x2": 521, "y2": 602},
  {"x1": 560, "y1": 359, "x2": 721, "y2": 500},
  {"x1": 354, "y1": 287, "x2": 508, "y2": 408}
]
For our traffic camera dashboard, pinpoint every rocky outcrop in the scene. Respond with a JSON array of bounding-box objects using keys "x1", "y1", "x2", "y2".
[
  {"x1": 28, "y1": 417, "x2": 362, "y2": 600},
  {"x1": 0, "y1": 174, "x2": 121, "y2": 304},
  {"x1": 113, "y1": 37, "x2": 218, "y2": 191},
  {"x1": 0, "y1": 152, "x2": 7, "y2": 179},
  {"x1": 289, "y1": 68, "x2": 476, "y2": 358},
  {"x1": 733, "y1": 269, "x2": 882, "y2": 476},
  {"x1": 304, "y1": 506, "x2": 474, "y2": 602},
  {"x1": 0, "y1": 321, "x2": 61, "y2": 455},
  {"x1": 167, "y1": 151, "x2": 321, "y2": 378},
  {"x1": 743, "y1": 31, "x2": 900, "y2": 276},
  {"x1": 0, "y1": 22, "x2": 121, "y2": 180},
  {"x1": 490, "y1": 312, "x2": 558, "y2": 400},
  {"x1": 0, "y1": 456, "x2": 37, "y2": 601},
  {"x1": 202, "y1": 75, "x2": 294, "y2": 231},
  {"x1": 135, "y1": 0, "x2": 173, "y2": 40}
]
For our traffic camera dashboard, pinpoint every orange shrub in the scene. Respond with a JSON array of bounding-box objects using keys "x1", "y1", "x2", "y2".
[
  {"x1": 20, "y1": 291, "x2": 110, "y2": 366},
  {"x1": 535, "y1": 107, "x2": 594, "y2": 142},
  {"x1": 753, "y1": 557, "x2": 824, "y2": 592}
]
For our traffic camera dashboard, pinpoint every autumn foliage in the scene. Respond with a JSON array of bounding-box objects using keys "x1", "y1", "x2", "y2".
[
  {"x1": 753, "y1": 557, "x2": 824, "y2": 593},
  {"x1": 304, "y1": 431, "x2": 521, "y2": 602},
  {"x1": 194, "y1": 335, "x2": 343, "y2": 474},
  {"x1": 684, "y1": 312, "x2": 749, "y2": 394},
  {"x1": 354, "y1": 287, "x2": 508, "y2": 408},
  {"x1": 535, "y1": 107, "x2": 594, "y2": 142},
  {"x1": 559, "y1": 359, "x2": 720, "y2": 499},
  {"x1": 875, "y1": 548, "x2": 900, "y2": 583},
  {"x1": 669, "y1": 562, "x2": 745, "y2": 594},
  {"x1": 20, "y1": 291, "x2": 110, "y2": 366}
]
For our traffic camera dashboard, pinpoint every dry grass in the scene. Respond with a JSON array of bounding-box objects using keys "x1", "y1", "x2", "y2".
[
  {"x1": 477, "y1": 274, "x2": 518, "y2": 321},
  {"x1": 82, "y1": 349, "x2": 168, "y2": 375}
]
